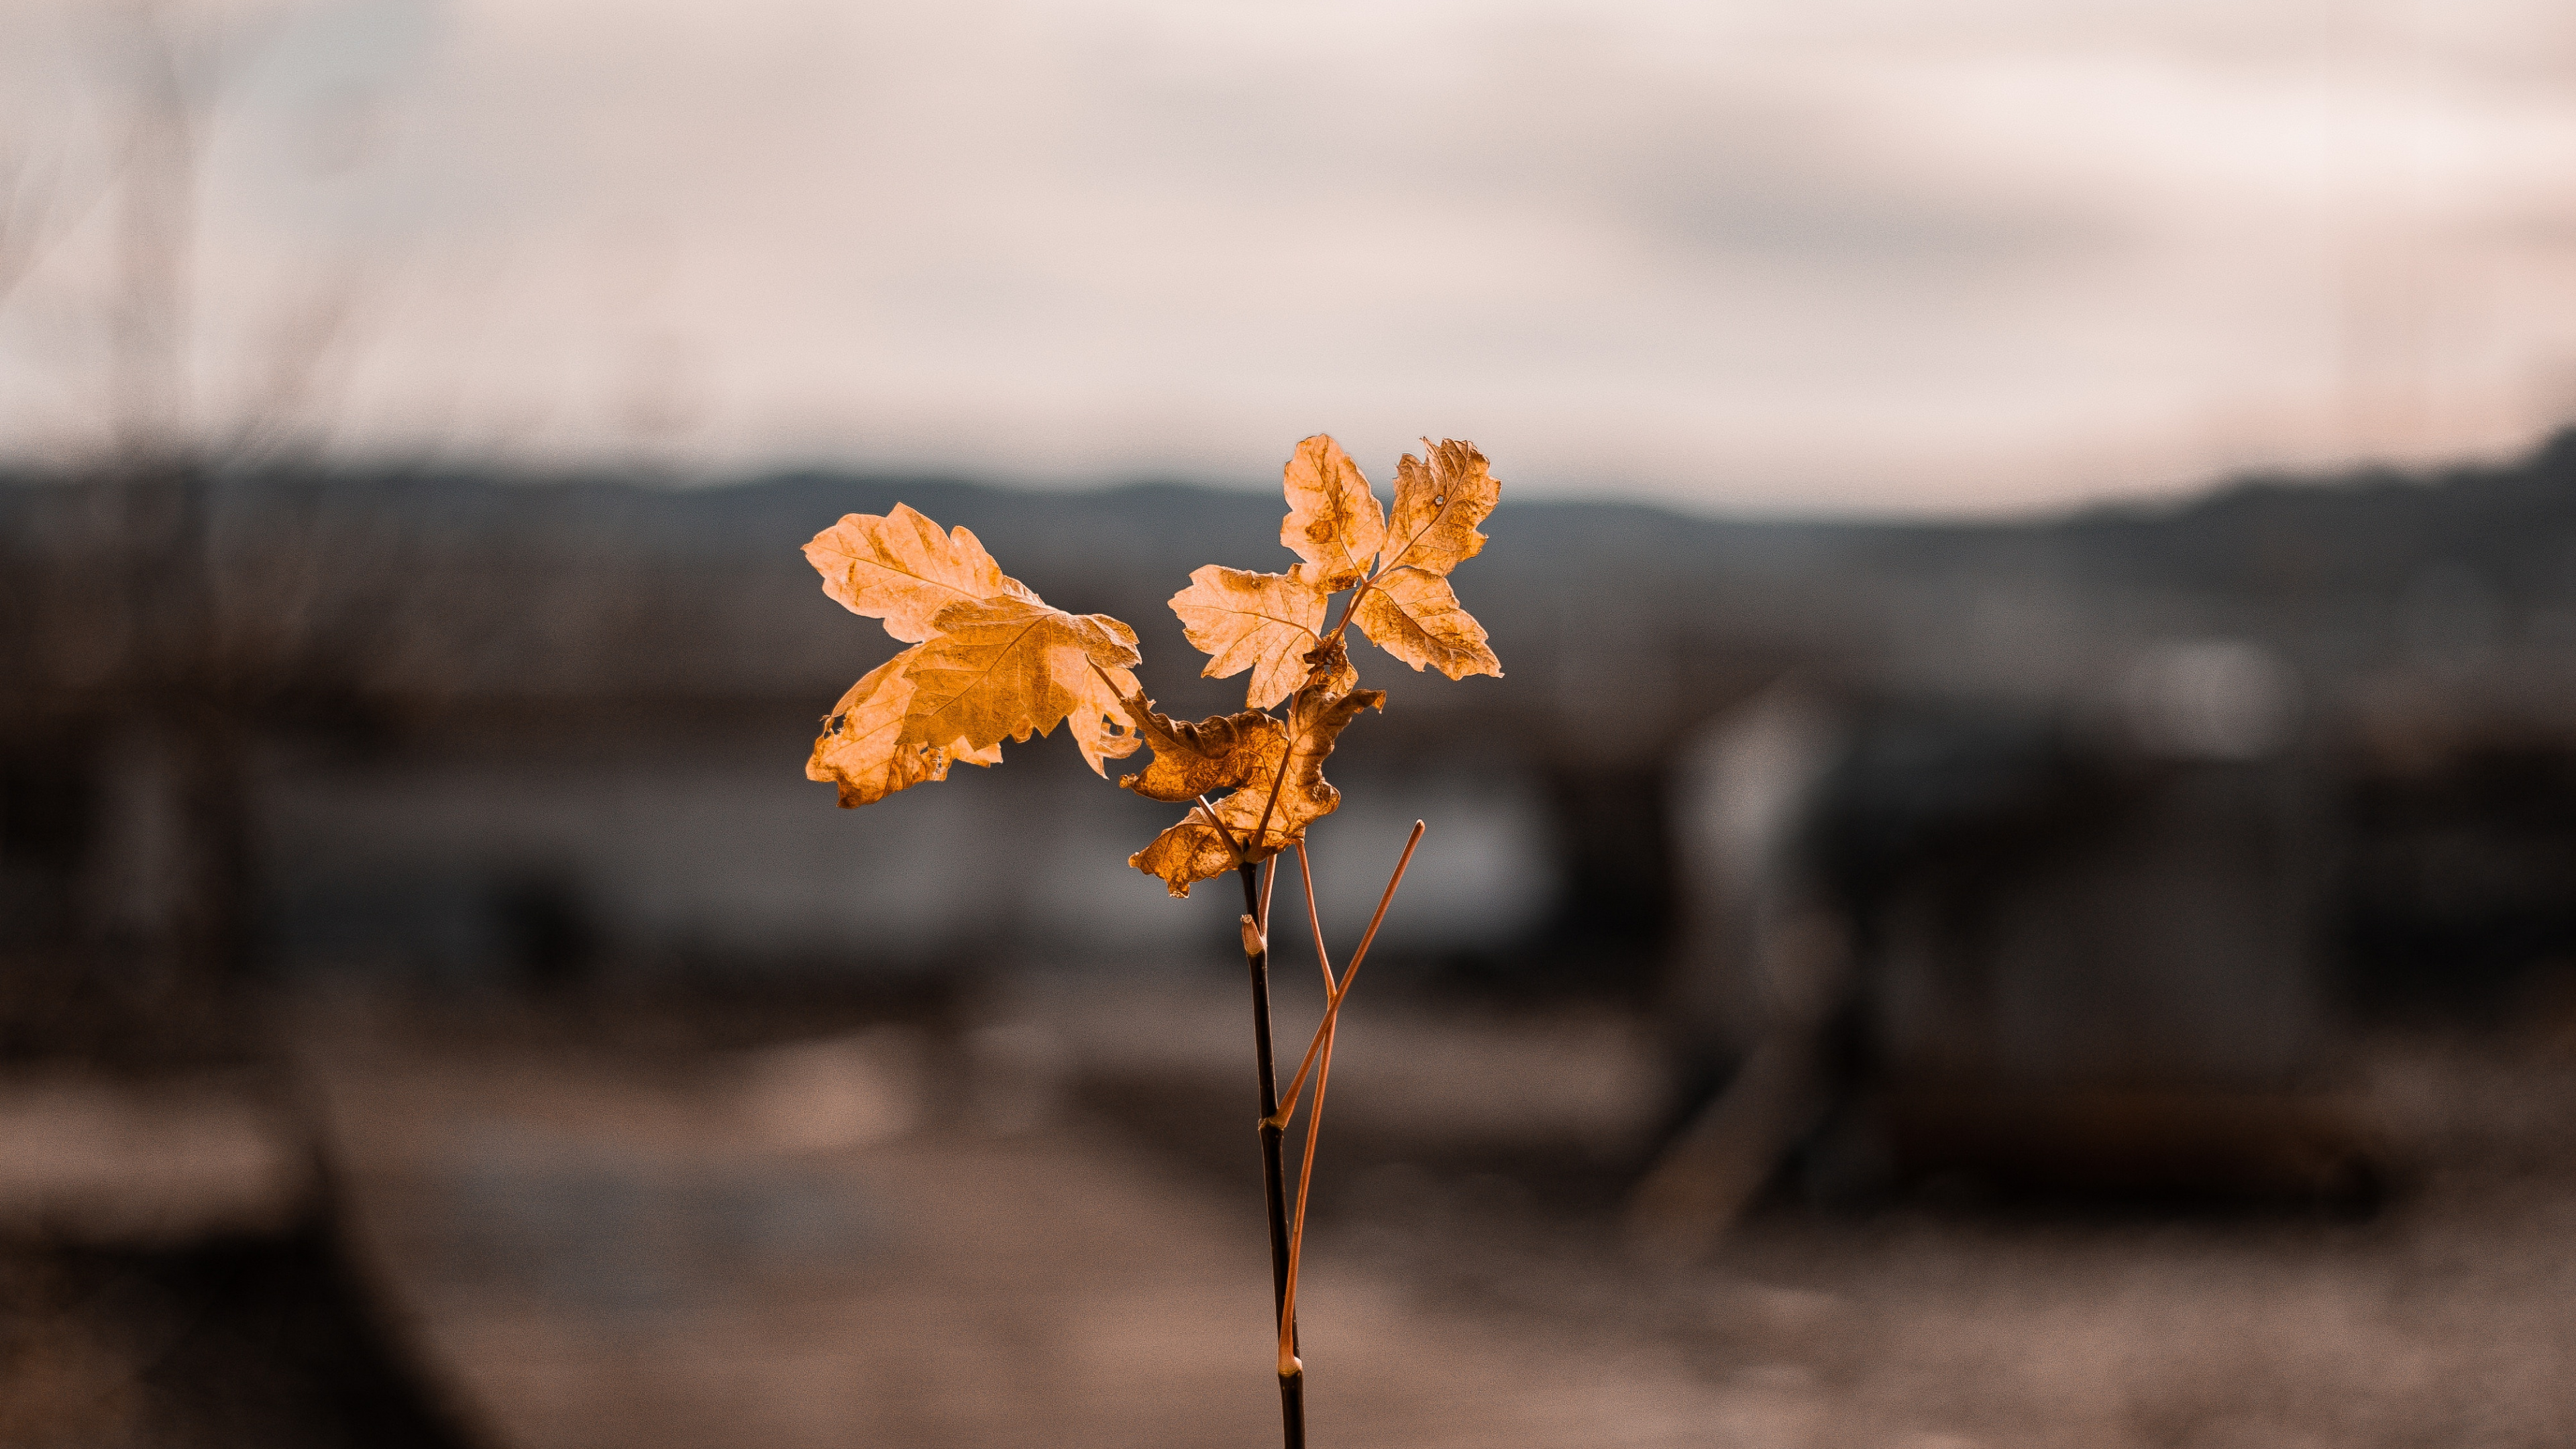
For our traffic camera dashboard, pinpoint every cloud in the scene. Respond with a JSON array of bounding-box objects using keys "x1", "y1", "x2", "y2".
[{"x1": 4, "y1": 0, "x2": 2576, "y2": 513}]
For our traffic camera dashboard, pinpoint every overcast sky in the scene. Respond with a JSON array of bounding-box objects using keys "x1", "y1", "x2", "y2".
[{"x1": 5, "y1": 0, "x2": 2576, "y2": 514}]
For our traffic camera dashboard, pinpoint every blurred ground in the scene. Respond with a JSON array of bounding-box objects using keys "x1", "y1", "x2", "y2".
[{"x1": 246, "y1": 981, "x2": 2576, "y2": 1449}]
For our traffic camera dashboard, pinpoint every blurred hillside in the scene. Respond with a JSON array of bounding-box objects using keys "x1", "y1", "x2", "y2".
[
  {"x1": 7, "y1": 431, "x2": 2576, "y2": 1010},
  {"x1": 21, "y1": 428, "x2": 2575, "y2": 717}
]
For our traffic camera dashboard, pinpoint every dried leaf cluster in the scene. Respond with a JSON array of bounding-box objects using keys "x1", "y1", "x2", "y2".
[
  {"x1": 804, "y1": 435, "x2": 1502, "y2": 894},
  {"x1": 801, "y1": 435, "x2": 1500, "y2": 1445}
]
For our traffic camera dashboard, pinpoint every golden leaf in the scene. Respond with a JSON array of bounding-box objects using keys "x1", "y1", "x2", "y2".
[
  {"x1": 806, "y1": 647, "x2": 999, "y2": 808},
  {"x1": 1130, "y1": 640, "x2": 1385, "y2": 896},
  {"x1": 1279, "y1": 434, "x2": 1385, "y2": 591},
  {"x1": 804, "y1": 503, "x2": 1039, "y2": 643},
  {"x1": 1350, "y1": 439, "x2": 1503, "y2": 680},
  {"x1": 1350, "y1": 567, "x2": 1501, "y2": 680},
  {"x1": 1377, "y1": 439, "x2": 1499, "y2": 579},
  {"x1": 802, "y1": 437, "x2": 1505, "y2": 843},
  {"x1": 1111, "y1": 682, "x2": 1291, "y2": 804},
  {"x1": 900, "y1": 595, "x2": 1145, "y2": 775},
  {"x1": 1062, "y1": 672, "x2": 1144, "y2": 774},
  {"x1": 1169, "y1": 564, "x2": 1332, "y2": 710},
  {"x1": 1268, "y1": 672, "x2": 1383, "y2": 843}
]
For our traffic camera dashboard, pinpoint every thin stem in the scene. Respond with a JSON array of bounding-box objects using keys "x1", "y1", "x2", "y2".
[
  {"x1": 1325, "y1": 576, "x2": 1367, "y2": 642},
  {"x1": 1264, "y1": 821, "x2": 1427, "y2": 1133},
  {"x1": 1271, "y1": 824, "x2": 1427, "y2": 1381},
  {"x1": 1260, "y1": 845, "x2": 1340, "y2": 1134},
  {"x1": 1196, "y1": 794, "x2": 1248, "y2": 868},
  {"x1": 1235, "y1": 859, "x2": 1305, "y2": 1448},
  {"x1": 1279, "y1": 1004, "x2": 1337, "y2": 1377},
  {"x1": 1247, "y1": 722, "x2": 1296, "y2": 861},
  {"x1": 1280, "y1": 842, "x2": 1340, "y2": 1377},
  {"x1": 1296, "y1": 842, "x2": 1338, "y2": 994},
  {"x1": 1338, "y1": 819, "x2": 1426, "y2": 1000}
]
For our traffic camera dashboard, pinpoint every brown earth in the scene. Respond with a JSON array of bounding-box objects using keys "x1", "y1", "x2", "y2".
[{"x1": 269, "y1": 983, "x2": 2576, "y2": 1449}]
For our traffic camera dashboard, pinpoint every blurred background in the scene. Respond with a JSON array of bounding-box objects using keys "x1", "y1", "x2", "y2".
[{"x1": 6, "y1": 1, "x2": 2576, "y2": 1445}]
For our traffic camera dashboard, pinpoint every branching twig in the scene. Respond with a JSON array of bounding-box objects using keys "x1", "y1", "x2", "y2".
[
  {"x1": 1269, "y1": 823, "x2": 1427, "y2": 1385},
  {"x1": 1274, "y1": 843, "x2": 1340, "y2": 1377},
  {"x1": 1265, "y1": 821, "x2": 1426, "y2": 1133}
]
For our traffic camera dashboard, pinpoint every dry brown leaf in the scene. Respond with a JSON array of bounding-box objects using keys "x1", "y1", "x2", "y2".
[
  {"x1": 806, "y1": 647, "x2": 999, "y2": 808},
  {"x1": 1111, "y1": 683, "x2": 1291, "y2": 804},
  {"x1": 1349, "y1": 566, "x2": 1501, "y2": 680},
  {"x1": 806, "y1": 442, "x2": 1501, "y2": 835},
  {"x1": 900, "y1": 595, "x2": 1144, "y2": 774},
  {"x1": 806, "y1": 504, "x2": 1146, "y2": 804},
  {"x1": 1299, "y1": 631, "x2": 1360, "y2": 699},
  {"x1": 1130, "y1": 639, "x2": 1385, "y2": 896},
  {"x1": 1348, "y1": 439, "x2": 1503, "y2": 680},
  {"x1": 804, "y1": 504, "x2": 1039, "y2": 643},
  {"x1": 1279, "y1": 435, "x2": 1385, "y2": 591},
  {"x1": 1062, "y1": 675, "x2": 1144, "y2": 773},
  {"x1": 1377, "y1": 439, "x2": 1499, "y2": 580},
  {"x1": 1128, "y1": 797, "x2": 1265, "y2": 898},
  {"x1": 1168, "y1": 564, "x2": 1332, "y2": 710},
  {"x1": 1269, "y1": 667, "x2": 1383, "y2": 841}
]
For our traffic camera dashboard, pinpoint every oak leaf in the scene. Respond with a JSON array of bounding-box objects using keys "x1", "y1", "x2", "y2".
[
  {"x1": 1279, "y1": 435, "x2": 1385, "y2": 591},
  {"x1": 806, "y1": 646, "x2": 1002, "y2": 808},
  {"x1": 804, "y1": 504, "x2": 1039, "y2": 643},
  {"x1": 900, "y1": 595, "x2": 1144, "y2": 774},
  {"x1": 1130, "y1": 639, "x2": 1384, "y2": 897},
  {"x1": 1169, "y1": 564, "x2": 1332, "y2": 710}
]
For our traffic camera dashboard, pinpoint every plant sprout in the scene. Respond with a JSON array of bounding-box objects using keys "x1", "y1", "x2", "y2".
[{"x1": 802, "y1": 435, "x2": 1503, "y2": 1447}]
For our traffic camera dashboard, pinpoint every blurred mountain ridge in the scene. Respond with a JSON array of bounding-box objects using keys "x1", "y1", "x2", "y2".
[{"x1": 9, "y1": 425, "x2": 2576, "y2": 740}]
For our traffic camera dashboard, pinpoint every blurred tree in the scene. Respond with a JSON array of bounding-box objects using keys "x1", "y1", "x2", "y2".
[
  {"x1": 0, "y1": 0, "x2": 450, "y2": 1051},
  {"x1": 0, "y1": 10, "x2": 490, "y2": 1444}
]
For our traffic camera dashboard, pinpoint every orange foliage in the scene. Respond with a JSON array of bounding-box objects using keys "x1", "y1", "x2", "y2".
[{"x1": 804, "y1": 435, "x2": 1501, "y2": 894}]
